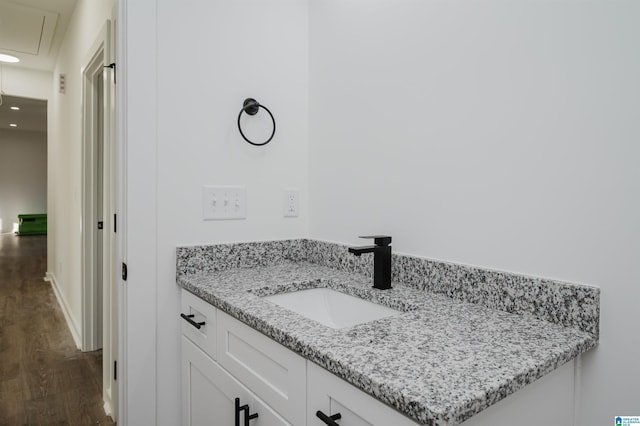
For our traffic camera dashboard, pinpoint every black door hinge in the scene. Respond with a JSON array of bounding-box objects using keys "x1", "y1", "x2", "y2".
[
  {"x1": 104, "y1": 62, "x2": 116, "y2": 84},
  {"x1": 122, "y1": 263, "x2": 128, "y2": 281},
  {"x1": 114, "y1": 214, "x2": 117, "y2": 233},
  {"x1": 114, "y1": 360, "x2": 117, "y2": 381},
  {"x1": 98, "y1": 221, "x2": 103, "y2": 230}
]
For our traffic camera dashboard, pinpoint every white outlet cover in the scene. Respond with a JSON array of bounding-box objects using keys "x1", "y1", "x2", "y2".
[
  {"x1": 283, "y1": 189, "x2": 299, "y2": 217},
  {"x1": 203, "y1": 186, "x2": 247, "y2": 220}
]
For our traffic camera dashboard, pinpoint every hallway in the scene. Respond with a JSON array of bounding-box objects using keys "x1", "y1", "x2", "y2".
[{"x1": 0, "y1": 234, "x2": 115, "y2": 425}]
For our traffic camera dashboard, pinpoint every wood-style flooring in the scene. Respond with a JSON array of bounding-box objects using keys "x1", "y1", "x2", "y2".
[{"x1": 0, "y1": 234, "x2": 115, "y2": 425}]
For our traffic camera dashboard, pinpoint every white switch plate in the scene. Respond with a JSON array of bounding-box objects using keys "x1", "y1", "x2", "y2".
[
  {"x1": 203, "y1": 186, "x2": 247, "y2": 220},
  {"x1": 283, "y1": 189, "x2": 299, "y2": 217}
]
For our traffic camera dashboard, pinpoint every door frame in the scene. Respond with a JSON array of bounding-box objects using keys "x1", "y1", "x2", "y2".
[
  {"x1": 81, "y1": 23, "x2": 108, "y2": 352},
  {"x1": 81, "y1": 19, "x2": 118, "y2": 420}
]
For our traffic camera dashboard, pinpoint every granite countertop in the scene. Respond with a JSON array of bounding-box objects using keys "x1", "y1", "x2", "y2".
[{"x1": 177, "y1": 260, "x2": 597, "y2": 426}]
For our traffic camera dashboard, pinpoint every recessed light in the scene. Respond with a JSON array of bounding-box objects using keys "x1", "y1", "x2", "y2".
[
  {"x1": 0, "y1": 54, "x2": 20, "y2": 63},
  {"x1": 9, "y1": 123, "x2": 18, "y2": 127},
  {"x1": 10, "y1": 106, "x2": 20, "y2": 111}
]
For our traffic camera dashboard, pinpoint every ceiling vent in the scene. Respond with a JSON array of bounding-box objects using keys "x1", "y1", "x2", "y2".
[{"x1": 0, "y1": 2, "x2": 59, "y2": 56}]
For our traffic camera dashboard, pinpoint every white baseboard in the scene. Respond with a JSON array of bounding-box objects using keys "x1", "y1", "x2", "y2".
[
  {"x1": 104, "y1": 383, "x2": 116, "y2": 421},
  {"x1": 45, "y1": 272, "x2": 82, "y2": 349}
]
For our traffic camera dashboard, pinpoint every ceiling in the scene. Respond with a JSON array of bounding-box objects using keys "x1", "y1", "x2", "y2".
[
  {"x1": 0, "y1": 0, "x2": 76, "y2": 135},
  {"x1": 0, "y1": 94, "x2": 47, "y2": 133},
  {"x1": 0, "y1": 0, "x2": 78, "y2": 72}
]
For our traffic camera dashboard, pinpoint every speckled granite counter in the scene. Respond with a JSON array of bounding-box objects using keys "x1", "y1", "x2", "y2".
[{"x1": 176, "y1": 240, "x2": 599, "y2": 426}]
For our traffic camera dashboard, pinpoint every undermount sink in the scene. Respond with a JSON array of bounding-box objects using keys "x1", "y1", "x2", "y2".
[{"x1": 263, "y1": 288, "x2": 401, "y2": 329}]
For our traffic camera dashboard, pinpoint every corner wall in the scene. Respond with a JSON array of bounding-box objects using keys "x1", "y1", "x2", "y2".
[
  {"x1": 308, "y1": 1, "x2": 640, "y2": 424},
  {"x1": 48, "y1": 0, "x2": 115, "y2": 343}
]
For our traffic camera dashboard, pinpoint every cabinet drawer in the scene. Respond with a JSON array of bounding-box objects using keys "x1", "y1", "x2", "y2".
[
  {"x1": 307, "y1": 362, "x2": 418, "y2": 426},
  {"x1": 217, "y1": 310, "x2": 306, "y2": 426},
  {"x1": 181, "y1": 289, "x2": 217, "y2": 359}
]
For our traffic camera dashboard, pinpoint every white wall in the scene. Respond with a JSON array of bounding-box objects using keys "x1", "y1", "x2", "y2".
[
  {"x1": 0, "y1": 130, "x2": 47, "y2": 233},
  {"x1": 48, "y1": 0, "x2": 115, "y2": 343},
  {"x1": 123, "y1": 0, "x2": 309, "y2": 423},
  {"x1": 0, "y1": 67, "x2": 52, "y2": 100},
  {"x1": 123, "y1": 0, "x2": 638, "y2": 423},
  {"x1": 308, "y1": 1, "x2": 640, "y2": 424},
  {"x1": 119, "y1": 0, "x2": 158, "y2": 423}
]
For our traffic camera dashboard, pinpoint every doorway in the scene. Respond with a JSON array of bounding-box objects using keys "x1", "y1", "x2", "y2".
[
  {"x1": 81, "y1": 21, "x2": 118, "y2": 421},
  {"x1": 0, "y1": 95, "x2": 48, "y2": 235}
]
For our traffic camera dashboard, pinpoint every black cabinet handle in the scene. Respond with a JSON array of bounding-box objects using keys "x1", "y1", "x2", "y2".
[
  {"x1": 235, "y1": 397, "x2": 259, "y2": 426},
  {"x1": 235, "y1": 398, "x2": 242, "y2": 426},
  {"x1": 316, "y1": 410, "x2": 342, "y2": 426},
  {"x1": 180, "y1": 313, "x2": 205, "y2": 330}
]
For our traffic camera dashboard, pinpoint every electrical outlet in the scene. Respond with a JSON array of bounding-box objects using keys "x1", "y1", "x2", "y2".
[
  {"x1": 283, "y1": 189, "x2": 299, "y2": 217},
  {"x1": 203, "y1": 186, "x2": 247, "y2": 220}
]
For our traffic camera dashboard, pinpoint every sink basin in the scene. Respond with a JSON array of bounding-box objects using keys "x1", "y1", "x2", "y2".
[{"x1": 263, "y1": 288, "x2": 401, "y2": 329}]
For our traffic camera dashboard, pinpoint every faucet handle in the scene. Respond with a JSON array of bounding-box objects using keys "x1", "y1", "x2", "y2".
[{"x1": 358, "y1": 235, "x2": 392, "y2": 246}]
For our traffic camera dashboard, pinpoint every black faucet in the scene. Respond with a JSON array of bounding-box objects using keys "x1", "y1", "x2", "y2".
[{"x1": 348, "y1": 236, "x2": 392, "y2": 290}]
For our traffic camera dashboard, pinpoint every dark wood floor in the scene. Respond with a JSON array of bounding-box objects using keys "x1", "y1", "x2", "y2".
[{"x1": 0, "y1": 234, "x2": 115, "y2": 426}]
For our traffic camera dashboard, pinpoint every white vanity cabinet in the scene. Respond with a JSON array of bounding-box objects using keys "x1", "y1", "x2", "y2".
[
  {"x1": 182, "y1": 289, "x2": 577, "y2": 426},
  {"x1": 181, "y1": 289, "x2": 302, "y2": 426}
]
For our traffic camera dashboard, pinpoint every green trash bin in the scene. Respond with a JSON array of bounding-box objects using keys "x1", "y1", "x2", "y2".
[{"x1": 17, "y1": 214, "x2": 47, "y2": 235}]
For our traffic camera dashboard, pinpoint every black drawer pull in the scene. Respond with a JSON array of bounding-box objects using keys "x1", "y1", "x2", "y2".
[
  {"x1": 316, "y1": 410, "x2": 341, "y2": 426},
  {"x1": 180, "y1": 313, "x2": 205, "y2": 330}
]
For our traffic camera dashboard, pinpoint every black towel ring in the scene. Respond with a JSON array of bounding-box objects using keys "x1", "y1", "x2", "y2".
[{"x1": 237, "y1": 98, "x2": 276, "y2": 146}]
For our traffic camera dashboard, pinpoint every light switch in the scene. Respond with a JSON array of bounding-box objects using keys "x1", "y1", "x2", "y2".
[{"x1": 203, "y1": 186, "x2": 247, "y2": 220}]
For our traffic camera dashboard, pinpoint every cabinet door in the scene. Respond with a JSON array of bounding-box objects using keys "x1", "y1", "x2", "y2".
[
  {"x1": 182, "y1": 336, "x2": 291, "y2": 426},
  {"x1": 217, "y1": 310, "x2": 306, "y2": 425},
  {"x1": 307, "y1": 362, "x2": 418, "y2": 426},
  {"x1": 459, "y1": 359, "x2": 574, "y2": 426},
  {"x1": 307, "y1": 359, "x2": 575, "y2": 426}
]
